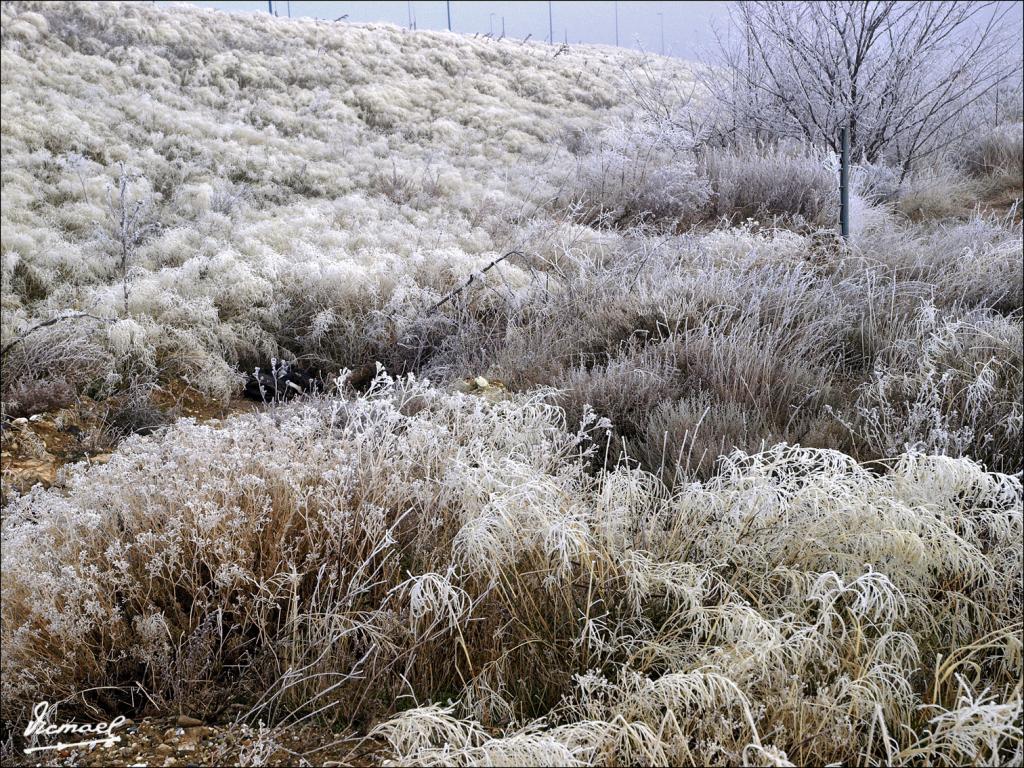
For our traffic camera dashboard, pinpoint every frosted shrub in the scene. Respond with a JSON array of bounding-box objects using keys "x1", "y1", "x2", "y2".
[
  {"x1": 573, "y1": 117, "x2": 710, "y2": 227},
  {"x1": 902, "y1": 682, "x2": 1023, "y2": 766},
  {"x1": 854, "y1": 160, "x2": 902, "y2": 204},
  {"x1": 0, "y1": 313, "x2": 117, "y2": 413},
  {"x1": 843, "y1": 306, "x2": 1023, "y2": 472},
  {"x1": 3, "y1": 379, "x2": 1021, "y2": 765},
  {"x1": 702, "y1": 143, "x2": 837, "y2": 224},
  {"x1": 958, "y1": 122, "x2": 1024, "y2": 211},
  {"x1": 490, "y1": 225, "x2": 862, "y2": 476},
  {"x1": 895, "y1": 166, "x2": 977, "y2": 221},
  {"x1": 962, "y1": 122, "x2": 1024, "y2": 178},
  {"x1": 640, "y1": 392, "x2": 775, "y2": 480},
  {"x1": 853, "y1": 213, "x2": 1024, "y2": 314}
]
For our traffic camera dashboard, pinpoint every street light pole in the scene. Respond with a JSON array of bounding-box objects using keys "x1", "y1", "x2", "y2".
[
  {"x1": 548, "y1": 0, "x2": 553, "y2": 43},
  {"x1": 446, "y1": 0, "x2": 451, "y2": 31}
]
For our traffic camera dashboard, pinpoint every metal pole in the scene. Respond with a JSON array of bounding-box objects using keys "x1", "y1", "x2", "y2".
[
  {"x1": 548, "y1": 0, "x2": 553, "y2": 43},
  {"x1": 267, "y1": 0, "x2": 272, "y2": 14},
  {"x1": 614, "y1": 0, "x2": 619, "y2": 46},
  {"x1": 286, "y1": 0, "x2": 290, "y2": 17},
  {"x1": 840, "y1": 125, "x2": 850, "y2": 240},
  {"x1": 446, "y1": 0, "x2": 451, "y2": 31}
]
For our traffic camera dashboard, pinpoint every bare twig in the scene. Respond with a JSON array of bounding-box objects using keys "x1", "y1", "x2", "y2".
[
  {"x1": 426, "y1": 250, "x2": 525, "y2": 314},
  {"x1": 1, "y1": 313, "x2": 115, "y2": 360}
]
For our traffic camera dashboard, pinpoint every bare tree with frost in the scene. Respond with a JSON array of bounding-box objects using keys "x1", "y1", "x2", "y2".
[{"x1": 708, "y1": 1, "x2": 1023, "y2": 177}]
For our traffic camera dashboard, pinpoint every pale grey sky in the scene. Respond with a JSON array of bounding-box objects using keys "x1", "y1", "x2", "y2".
[{"x1": 156, "y1": 1, "x2": 731, "y2": 60}]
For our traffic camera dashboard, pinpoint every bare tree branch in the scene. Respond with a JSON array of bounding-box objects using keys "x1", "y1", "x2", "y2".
[
  {"x1": 426, "y1": 251, "x2": 526, "y2": 314},
  {"x1": 1, "y1": 314, "x2": 115, "y2": 359},
  {"x1": 703, "y1": 0, "x2": 1023, "y2": 168}
]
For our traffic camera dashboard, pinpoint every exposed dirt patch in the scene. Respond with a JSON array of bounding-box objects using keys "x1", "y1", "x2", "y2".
[
  {"x1": 1, "y1": 385, "x2": 259, "y2": 504},
  {"x1": 1, "y1": 407, "x2": 106, "y2": 501},
  {"x1": 9, "y1": 714, "x2": 385, "y2": 767}
]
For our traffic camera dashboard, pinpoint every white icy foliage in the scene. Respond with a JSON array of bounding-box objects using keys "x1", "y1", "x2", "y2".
[
  {"x1": 0, "y1": 1, "x2": 692, "y2": 396},
  {"x1": 3, "y1": 376, "x2": 1021, "y2": 765}
]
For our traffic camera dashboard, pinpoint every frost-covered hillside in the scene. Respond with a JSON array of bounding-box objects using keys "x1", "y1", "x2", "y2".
[{"x1": 1, "y1": 0, "x2": 684, "y2": 397}]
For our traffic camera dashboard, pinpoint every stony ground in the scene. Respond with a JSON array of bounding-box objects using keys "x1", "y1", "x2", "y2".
[
  {"x1": 0, "y1": 388, "x2": 260, "y2": 503},
  {"x1": 9, "y1": 714, "x2": 383, "y2": 767}
]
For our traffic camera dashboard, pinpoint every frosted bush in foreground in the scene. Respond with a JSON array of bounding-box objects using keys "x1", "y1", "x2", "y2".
[{"x1": 3, "y1": 376, "x2": 1020, "y2": 765}]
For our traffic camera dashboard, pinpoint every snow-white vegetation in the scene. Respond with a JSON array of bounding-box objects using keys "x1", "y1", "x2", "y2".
[
  {"x1": 1, "y1": 0, "x2": 674, "y2": 403},
  {"x1": 3, "y1": 374, "x2": 1022, "y2": 765},
  {"x1": 1, "y1": 1, "x2": 1022, "y2": 765}
]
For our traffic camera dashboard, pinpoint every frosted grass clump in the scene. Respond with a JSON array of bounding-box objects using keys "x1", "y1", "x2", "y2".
[
  {"x1": 2, "y1": 377, "x2": 1021, "y2": 765},
  {"x1": 844, "y1": 305, "x2": 1023, "y2": 472},
  {"x1": 573, "y1": 117, "x2": 710, "y2": 225}
]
